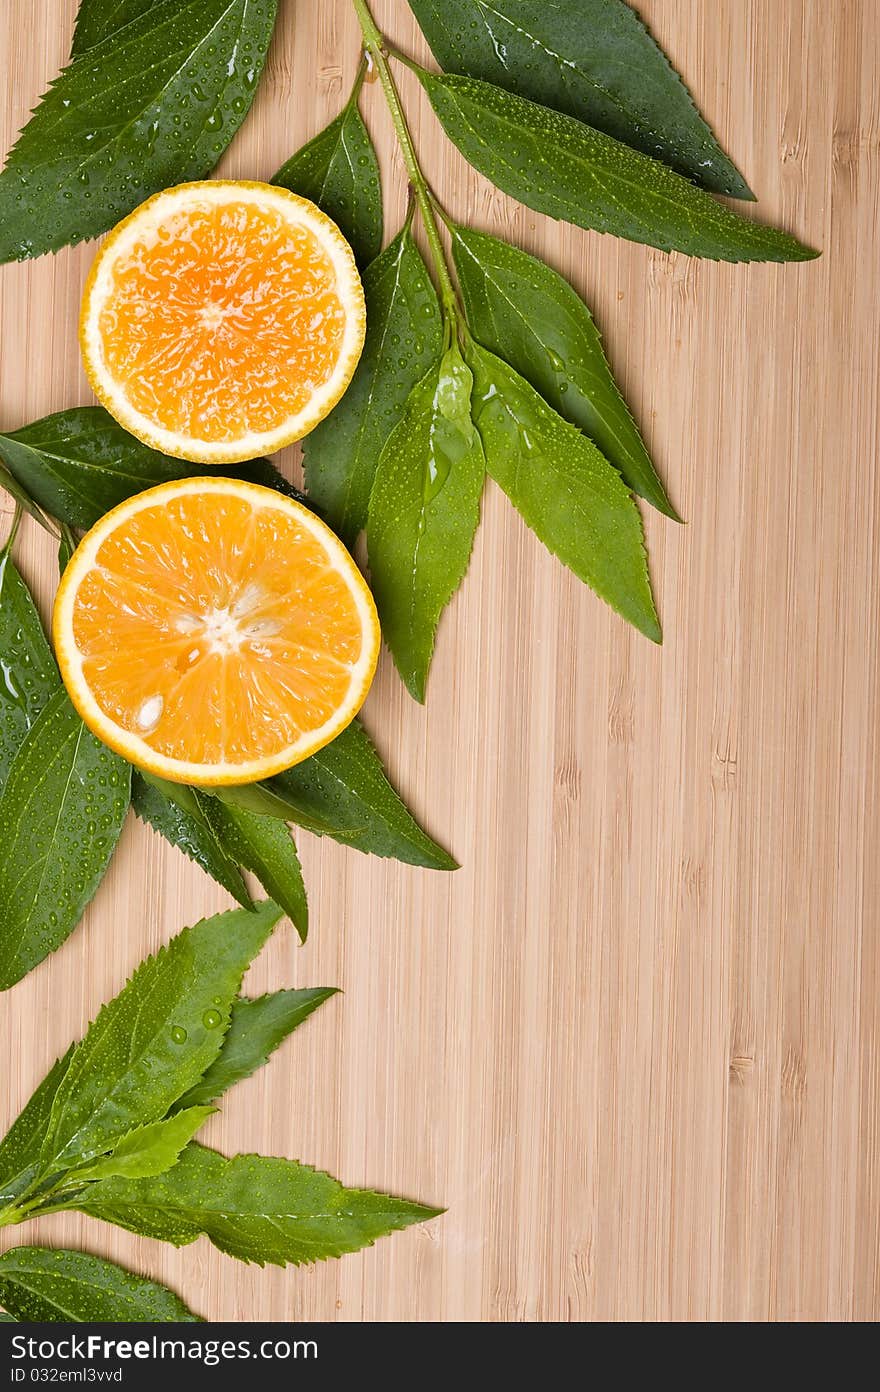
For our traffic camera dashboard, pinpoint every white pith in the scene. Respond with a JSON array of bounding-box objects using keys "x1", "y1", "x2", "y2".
[
  {"x1": 81, "y1": 182, "x2": 366, "y2": 463},
  {"x1": 173, "y1": 583, "x2": 283, "y2": 656},
  {"x1": 54, "y1": 478, "x2": 379, "y2": 785}
]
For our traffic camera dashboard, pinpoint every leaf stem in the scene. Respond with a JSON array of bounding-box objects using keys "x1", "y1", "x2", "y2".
[
  {"x1": 0, "y1": 503, "x2": 22, "y2": 558},
  {"x1": 0, "y1": 1192, "x2": 50, "y2": 1228},
  {"x1": 0, "y1": 1188, "x2": 79, "y2": 1227},
  {"x1": 347, "y1": 53, "x2": 369, "y2": 109},
  {"x1": 351, "y1": 0, "x2": 459, "y2": 323}
]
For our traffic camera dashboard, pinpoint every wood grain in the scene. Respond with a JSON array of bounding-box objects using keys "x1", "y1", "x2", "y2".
[{"x1": 1, "y1": 0, "x2": 877, "y2": 1323}]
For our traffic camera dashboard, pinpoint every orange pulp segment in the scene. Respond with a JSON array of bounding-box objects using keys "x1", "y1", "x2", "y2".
[{"x1": 79, "y1": 181, "x2": 366, "y2": 464}]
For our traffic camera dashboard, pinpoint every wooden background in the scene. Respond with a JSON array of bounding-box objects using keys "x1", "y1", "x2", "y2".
[{"x1": 1, "y1": 0, "x2": 877, "y2": 1323}]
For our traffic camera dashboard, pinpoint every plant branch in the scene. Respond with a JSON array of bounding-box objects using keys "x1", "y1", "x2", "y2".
[{"x1": 351, "y1": 0, "x2": 459, "y2": 322}]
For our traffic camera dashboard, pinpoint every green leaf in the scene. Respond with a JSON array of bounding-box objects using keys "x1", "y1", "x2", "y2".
[
  {"x1": 58, "y1": 529, "x2": 76, "y2": 576},
  {"x1": 0, "y1": 1246, "x2": 200, "y2": 1322},
  {"x1": 367, "y1": 344, "x2": 485, "y2": 700},
  {"x1": 76, "y1": 1143, "x2": 442, "y2": 1266},
  {"x1": 0, "y1": 0, "x2": 279, "y2": 263},
  {"x1": 211, "y1": 779, "x2": 342, "y2": 831},
  {"x1": 0, "y1": 408, "x2": 304, "y2": 532},
  {"x1": 451, "y1": 223, "x2": 677, "y2": 518},
  {"x1": 175, "y1": 988, "x2": 338, "y2": 1110},
  {"x1": 39, "y1": 901, "x2": 282, "y2": 1172},
  {"x1": 267, "y1": 720, "x2": 457, "y2": 869},
  {"x1": 199, "y1": 796, "x2": 309, "y2": 942},
  {"x1": 303, "y1": 226, "x2": 443, "y2": 546},
  {"x1": 0, "y1": 1050, "x2": 73, "y2": 1207},
  {"x1": 0, "y1": 689, "x2": 131, "y2": 991},
  {"x1": 419, "y1": 72, "x2": 818, "y2": 263},
  {"x1": 72, "y1": 0, "x2": 168, "y2": 55},
  {"x1": 131, "y1": 771, "x2": 252, "y2": 909},
  {"x1": 467, "y1": 341, "x2": 661, "y2": 640},
  {"x1": 0, "y1": 463, "x2": 56, "y2": 533},
  {"x1": 273, "y1": 69, "x2": 382, "y2": 268},
  {"x1": 408, "y1": 0, "x2": 752, "y2": 198},
  {"x1": 0, "y1": 553, "x2": 60, "y2": 786},
  {"x1": 69, "y1": 1107, "x2": 214, "y2": 1183}
]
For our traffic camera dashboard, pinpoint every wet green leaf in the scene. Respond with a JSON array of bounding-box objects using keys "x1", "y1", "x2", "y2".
[
  {"x1": 467, "y1": 342, "x2": 660, "y2": 640},
  {"x1": 68, "y1": 1107, "x2": 214, "y2": 1183},
  {"x1": 408, "y1": 0, "x2": 752, "y2": 198},
  {"x1": 451, "y1": 223, "x2": 677, "y2": 517},
  {"x1": 273, "y1": 69, "x2": 382, "y2": 268},
  {"x1": 211, "y1": 778, "x2": 340, "y2": 830},
  {"x1": 0, "y1": 689, "x2": 131, "y2": 991},
  {"x1": 0, "y1": 408, "x2": 304, "y2": 532},
  {"x1": 0, "y1": 1050, "x2": 73, "y2": 1207},
  {"x1": 72, "y1": 0, "x2": 168, "y2": 55},
  {"x1": 420, "y1": 72, "x2": 817, "y2": 263},
  {"x1": 303, "y1": 227, "x2": 443, "y2": 546},
  {"x1": 0, "y1": 0, "x2": 279, "y2": 262},
  {"x1": 40, "y1": 901, "x2": 282, "y2": 1172},
  {"x1": 77, "y1": 1143, "x2": 443, "y2": 1266},
  {"x1": 0, "y1": 1247, "x2": 200, "y2": 1322},
  {"x1": 0, "y1": 553, "x2": 60, "y2": 786},
  {"x1": 175, "y1": 988, "x2": 338, "y2": 1109},
  {"x1": 367, "y1": 344, "x2": 485, "y2": 699},
  {"x1": 200, "y1": 796, "x2": 309, "y2": 942},
  {"x1": 131, "y1": 771, "x2": 252, "y2": 909},
  {"x1": 0, "y1": 464, "x2": 56, "y2": 533},
  {"x1": 0, "y1": 909, "x2": 437, "y2": 1276},
  {"x1": 266, "y1": 720, "x2": 457, "y2": 869}
]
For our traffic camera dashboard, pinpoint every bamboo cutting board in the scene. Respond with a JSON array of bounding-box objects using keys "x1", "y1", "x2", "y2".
[{"x1": 1, "y1": 0, "x2": 878, "y2": 1323}]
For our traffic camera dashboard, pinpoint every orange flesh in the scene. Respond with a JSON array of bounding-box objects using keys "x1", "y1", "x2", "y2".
[
  {"x1": 97, "y1": 202, "x2": 347, "y2": 444},
  {"x1": 70, "y1": 493, "x2": 366, "y2": 766}
]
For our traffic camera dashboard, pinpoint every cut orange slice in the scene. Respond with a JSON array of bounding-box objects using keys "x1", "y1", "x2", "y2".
[
  {"x1": 53, "y1": 479, "x2": 380, "y2": 785},
  {"x1": 79, "y1": 181, "x2": 366, "y2": 464}
]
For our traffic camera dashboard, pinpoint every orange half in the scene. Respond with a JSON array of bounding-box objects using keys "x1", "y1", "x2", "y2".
[
  {"x1": 80, "y1": 181, "x2": 366, "y2": 464},
  {"x1": 53, "y1": 479, "x2": 380, "y2": 785}
]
